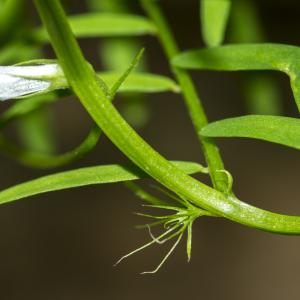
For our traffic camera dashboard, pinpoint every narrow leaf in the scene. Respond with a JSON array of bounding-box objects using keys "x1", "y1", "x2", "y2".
[
  {"x1": 201, "y1": 115, "x2": 300, "y2": 150},
  {"x1": 34, "y1": 13, "x2": 157, "y2": 43},
  {"x1": 173, "y1": 44, "x2": 300, "y2": 71},
  {"x1": 0, "y1": 62, "x2": 179, "y2": 101},
  {"x1": 89, "y1": 0, "x2": 151, "y2": 128},
  {"x1": 173, "y1": 43, "x2": 300, "y2": 111},
  {"x1": 0, "y1": 161, "x2": 206, "y2": 205},
  {"x1": 100, "y1": 71, "x2": 180, "y2": 94},
  {"x1": 110, "y1": 48, "x2": 145, "y2": 98},
  {"x1": 229, "y1": 0, "x2": 282, "y2": 116},
  {"x1": 201, "y1": 0, "x2": 231, "y2": 47},
  {"x1": 0, "y1": 42, "x2": 41, "y2": 65}
]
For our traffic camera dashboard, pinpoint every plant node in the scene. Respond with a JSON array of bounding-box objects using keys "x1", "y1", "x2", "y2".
[{"x1": 115, "y1": 191, "x2": 216, "y2": 274}]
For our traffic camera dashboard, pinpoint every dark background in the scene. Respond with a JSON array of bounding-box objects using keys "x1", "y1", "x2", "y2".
[{"x1": 1, "y1": 0, "x2": 300, "y2": 299}]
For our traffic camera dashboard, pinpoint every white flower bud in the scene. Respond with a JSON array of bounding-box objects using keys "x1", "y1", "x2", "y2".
[{"x1": 0, "y1": 62, "x2": 67, "y2": 101}]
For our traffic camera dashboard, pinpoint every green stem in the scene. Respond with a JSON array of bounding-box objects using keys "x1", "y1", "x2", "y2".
[
  {"x1": 0, "y1": 125, "x2": 100, "y2": 169},
  {"x1": 33, "y1": 0, "x2": 300, "y2": 234},
  {"x1": 141, "y1": 0, "x2": 228, "y2": 193},
  {"x1": 124, "y1": 181, "x2": 166, "y2": 206}
]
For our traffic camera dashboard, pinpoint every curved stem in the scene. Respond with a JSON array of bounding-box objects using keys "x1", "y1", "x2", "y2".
[
  {"x1": 0, "y1": 125, "x2": 100, "y2": 169},
  {"x1": 33, "y1": 0, "x2": 300, "y2": 234},
  {"x1": 140, "y1": 0, "x2": 228, "y2": 193},
  {"x1": 0, "y1": 92, "x2": 100, "y2": 169}
]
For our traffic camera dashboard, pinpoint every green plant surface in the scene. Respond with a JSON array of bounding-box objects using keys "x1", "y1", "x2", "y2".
[
  {"x1": 0, "y1": 161, "x2": 207, "y2": 205},
  {"x1": 201, "y1": 0, "x2": 231, "y2": 47},
  {"x1": 201, "y1": 115, "x2": 300, "y2": 150},
  {"x1": 141, "y1": 0, "x2": 229, "y2": 193},
  {"x1": 243, "y1": 75, "x2": 282, "y2": 116},
  {"x1": 33, "y1": 12, "x2": 157, "y2": 43},
  {"x1": 0, "y1": 63, "x2": 179, "y2": 101},
  {"x1": 32, "y1": 0, "x2": 300, "y2": 235},
  {"x1": 17, "y1": 108, "x2": 56, "y2": 154},
  {"x1": 115, "y1": 199, "x2": 215, "y2": 273},
  {"x1": 0, "y1": 93, "x2": 57, "y2": 127},
  {"x1": 0, "y1": 125, "x2": 101, "y2": 169},
  {"x1": 1, "y1": 0, "x2": 300, "y2": 275},
  {"x1": 0, "y1": 42, "x2": 41, "y2": 65},
  {"x1": 0, "y1": 0, "x2": 24, "y2": 41},
  {"x1": 99, "y1": 71, "x2": 180, "y2": 94},
  {"x1": 89, "y1": 0, "x2": 128, "y2": 12},
  {"x1": 0, "y1": 50, "x2": 179, "y2": 169},
  {"x1": 0, "y1": 0, "x2": 57, "y2": 158},
  {"x1": 229, "y1": 0, "x2": 264, "y2": 43},
  {"x1": 87, "y1": 0, "x2": 151, "y2": 128},
  {"x1": 229, "y1": 0, "x2": 282, "y2": 116},
  {"x1": 172, "y1": 43, "x2": 300, "y2": 111},
  {"x1": 124, "y1": 181, "x2": 170, "y2": 206}
]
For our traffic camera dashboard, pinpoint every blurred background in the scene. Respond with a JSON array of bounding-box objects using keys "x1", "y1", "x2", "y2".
[{"x1": 0, "y1": 0, "x2": 300, "y2": 299}]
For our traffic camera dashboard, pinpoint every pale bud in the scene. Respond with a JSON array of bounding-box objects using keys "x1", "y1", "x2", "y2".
[{"x1": 0, "y1": 61, "x2": 67, "y2": 101}]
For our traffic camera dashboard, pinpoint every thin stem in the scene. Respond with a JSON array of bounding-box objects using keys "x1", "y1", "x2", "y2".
[
  {"x1": 114, "y1": 224, "x2": 179, "y2": 266},
  {"x1": 33, "y1": 0, "x2": 300, "y2": 234},
  {"x1": 0, "y1": 125, "x2": 100, "y2": 169},
  {"x1": 141, "y1": 231, "x2": 184, "y2": 274},
  {"x1": 141, "y1": 0, "x2": 228, "y2": 193},
  {"x1": 124, "y1": 181, "x2": 166, "y2": 206}
]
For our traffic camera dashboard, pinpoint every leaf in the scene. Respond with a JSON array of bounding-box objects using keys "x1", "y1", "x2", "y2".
[
  {"x1": 0, "y1": 57, "x2": 178, "y2": 169},
  {"x1": 173, "y1": 43, "x2": 298, "y2": 71},
  {"x1": 229, "y1": 0, "x2": 282, "y2": 116},
  {"x1": 99, "y1": 40, "x2": 150, "y2": 127},
  {"x1": 201, "y1": 115, "x2": 300, "y2": 150},
  {"x1": 88, "y1": 1, "x2": 151, "y2": 128},
  {"x1": 172, "y1": 43, "x2": 300, "y2": 111},
  {"x1": 0, "y1": 42, "x2": 41, "y2": 65},
  {"x1": 201, "y1": 0, "x2": 231, "y2": 47},
  {"x1": 0, "y1": 161, "x2": 207, "y2": 205},
  {"x1": 109, "y1": 48, "x2": 145, "y2": 98},
  {"x1": 0, "y1": 66, "x2": 179, "y2": 101},
  {"x1": 0, "y1": 49, "x2": 146, "y2": 169},
  {"x1": 34, "y1": 13, "x2": 157, "y2": 43},
  {"x1": 100, "y1": 71, "x2": 180, "y2": 94}
]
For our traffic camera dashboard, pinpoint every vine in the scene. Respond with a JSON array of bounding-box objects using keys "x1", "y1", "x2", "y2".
[{"x1": 0, "y1": 0, "x2": 300, "y2": 272}]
